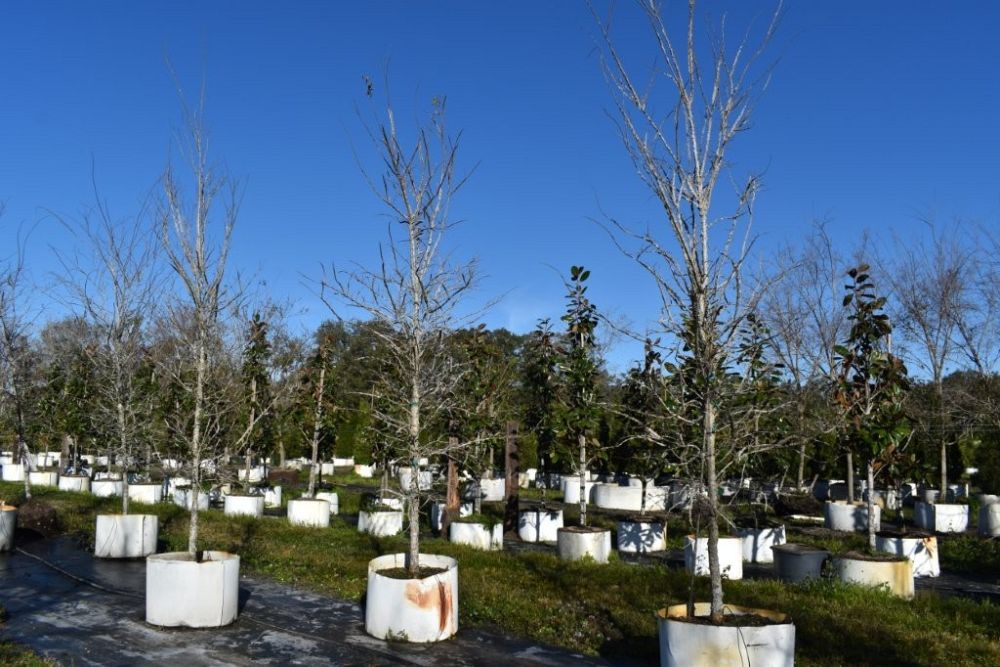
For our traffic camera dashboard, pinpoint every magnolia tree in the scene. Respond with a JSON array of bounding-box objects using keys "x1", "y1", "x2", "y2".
[
  {"x1": 598, "y1": 0, "x2": 782, "y2": 621},
  {"x1": 555, "y1": 266, "x2": 604, "y2": 526},
  {"x1": 321, "y1": 88, "x2": 483, "y2": 574},
  {"x1": 834, "y1": 266, "x2": 910, "y2": 549}
]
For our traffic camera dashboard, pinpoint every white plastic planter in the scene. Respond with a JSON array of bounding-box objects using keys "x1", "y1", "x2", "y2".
[
  {"x1": 518, "y1": 508, "x2": 564, "y2": 543},
  {"x1": 354, "y1": 464, "x2": 375, "y2": 478},
  {"x1": 172, "y1": 488, "x2": 209, "y2": 511},
  {"x1": 314, "y1": 492, "x2": 339, "y2": 515},
  {"x1": 28, "y1": 471, "x2": 58, "y2": 487},
  {"x1": 332, "y1": 456, "x2": 355, "y2": 467},
  {"x1": 128, "y1": 484, "x2": 163, "y2": 505},
  {"x1": 358, "y1": 510, "x2": 404, "y2": 536},
  {"x1": 561, "y1": 476, "x2": 595, "y2": 505},
  {"x1": 364, "y1": 553, "x2": 458, "y2": 642},
  {"x1": 592, "y1": 483, "x2": 668, "y2": 512},
  {"x1": 146, "y1": 551, "x2": 240, "y2": 627},
  {"x1": 264, "y1": 486, "x2": 282, "y2": 508},
  {"x1": 399, "y1": 468, "x2": 433, "y2": 492},
  {"x1": 2, "y1": 464, "x2": 25, "y2": 482},
  {"x1": 914, "y1": 501, "x2": 969, "y2": 533},
  {"x1": 287, "y1": 498, "x2": 331, "y2": 528},
  {"x1": 831, "y1": 554, "x2": 914, "y2": 598},
  {"x1": 478, "y1": 478, "x2": 505, "y2": 502},
  {"x1": 525, "y1": 468, "x2": 537, "y2": 483},
  {"x1": 224, "y1": 494, "x2": 264, "y2": 518},
  {"x1": 684, "y1": 536, "x2": 743, "y2": 580},
  {"x1": 617, "y1": 520, "x2": 665, "y2": 553},
  {"x1": 430, "y1": 501, "x2": 473, "y2": 531},
  {"x1": 824, "y1": 501, "x2": 880, "y2": 533},
  {"x1": 979, "y1": 503, "x2": 1000, "y2": 537},
  {"x1": 94, "y1": 514, "x2": 158, "y2": 558},
  {"x1": 92, "y1": 479, "x2": 124, "y2": 498},
  {"x1": 556, "y1": 527, "x2": 611, "y2": 563},
  {"x1": 58, "y1": 475, "x2": 91, "y2": 493},
  {"x1": 238, "y1": 467, "x2": 265, "y2": 483},
  {"x1": 0, "y1": 505, "x2": 16, "y2": 552},
  {"x1": 378, "y1": 496, "x2": 404, "y2": 511},
  {"x1": 772, "y1": 543, "x2": 828, "y2": 583},
  {"x1": 736, "y1": 525, "x2": 786, "y2": 563},
  {"x1": 320, "y1": 462, "x2": 336, "y2": 476},
  {"x1": 657, "y1": 603, "x2": 795, "y2": 667},
  {"x1": 167, "y1": 477, "x2": 192, "y2": 496},
  {"x1": 876, "y1": 532, "x2": 940, "y2": 577},
  {"x1": 979, "y1": 493, "x2": 1000, "y2": 506},
  {"x1": 449, "y1": 521, "x2": 503, "y2": 550}
]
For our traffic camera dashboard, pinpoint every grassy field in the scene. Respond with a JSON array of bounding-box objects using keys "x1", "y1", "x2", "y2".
[{"x1": 3, "y1": 480, "x2": 1000, "y2": 666}]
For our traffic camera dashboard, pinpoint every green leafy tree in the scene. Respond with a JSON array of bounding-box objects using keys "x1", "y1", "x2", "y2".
[
  {"x1": 555, "y1": 265, "x2": 603, "y2": 527},
  {"x1": 521, "y1": 319, "x2": 559, "y2": 482},
  {"x1": 834, "y1": 265, "x2": 911, "y2": 549},
  {"x1": 240, "y1": 312, "x2": 273, "y2": 489}
]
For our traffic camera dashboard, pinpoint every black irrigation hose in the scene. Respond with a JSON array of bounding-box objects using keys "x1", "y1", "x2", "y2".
[{"x1": 13, "y1": 545, "x2": 420, "y2": 665}]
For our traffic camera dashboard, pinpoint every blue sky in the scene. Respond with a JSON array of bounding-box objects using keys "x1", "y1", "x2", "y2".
[{"x1": 2, "y1": 1, "x2": 998, "y2": 371}]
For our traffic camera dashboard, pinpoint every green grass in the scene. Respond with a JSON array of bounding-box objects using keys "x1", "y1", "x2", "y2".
[{"x1": 4, "y1": 481, "x2": 1000, "y2": 665}]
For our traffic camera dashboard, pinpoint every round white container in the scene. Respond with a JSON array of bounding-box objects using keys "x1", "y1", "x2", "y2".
[
  {"x1": 0, "y1": 505, "x2": 17, "y2": 552},
  {"x1": 875, "y1": 532, "x2": 939, "y2": 577},
  {"x1": 2, "y1": 464, "x2": 25, "y2": 482},
  {"x1": 449, "y1": 521, "x2": 503, "y2": 550},
  {"x1": 223, "y1": 494, "x2": 264, "y2": 518},
  {"x1": 518, "y1": 508, "x2": 563, "y2": 543},
  {"x1": 94, "y1": 514, "x2": 158, "y2": 558},
  {"x1": 58, "y1": 475, "x2": 92, "y2": 493},
  {"x1": 358, "y1": 510, "x2": 404, "y2": 536},
  {"x1": 28, "y1": 471, "x2": 59, "y2": 487},
  {"x1": 146, "y1": 551, "x2": 240, "y2": 627},
  {"x1": 736, "y1": 525, "x2": 786, "y2": 563},
  {"x1": 684, "y1": 536, "x2": 743, "y2": 580},
  {"x1": 617, "y1": 520, "x2": 665, "y2": 553},
  {"x1": 92, "y1": 479, "x2": 124, "y2": 498},
  {"x1": 364, "y1": 553, "x2": 458, "y2": 643},
  {"x1": 556, "y1": 527, "x2": 611, "y2": 563},
  {"x1": 831, "y1": 554, "x2": 913, "y2": 598},
  {"x1": 128, "y1": 484, "x2": 163, "y2": 505},
  {"x1": 824, "y1": 501, "x2": 880, "y2": 533},
  {"x1": 314, "y1": 492, "x2": 339, "y2": 515},
  {"x1": 287, "y1": 498, "x2": 331, "y2": 528},
  {"x1": 657, "y1": 603, "x2": 794, "y2": 667}
]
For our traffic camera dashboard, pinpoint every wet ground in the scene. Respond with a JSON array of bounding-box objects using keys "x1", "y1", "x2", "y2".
[{"x1": 0, "y1": 536, "x2": 626, "y2": 666}]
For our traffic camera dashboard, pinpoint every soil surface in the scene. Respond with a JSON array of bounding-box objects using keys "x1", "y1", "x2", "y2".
[
  {"x1": 378, "y1": 566, "x2": 448, "y2": 580},
  {"x1": 0, "y1": 535, "x2": 628, "y2": 666}
]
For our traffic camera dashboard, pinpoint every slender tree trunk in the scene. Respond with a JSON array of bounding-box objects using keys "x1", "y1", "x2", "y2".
[
  {"x1": 846, "y1": 451, "x2": 855, "y2": 503},
  {"x1": 443, "y1": 453, "x2": 458, "y2": 536},
  {"x1": 937, "y1": 380, "x2": 947, "y2": 495},
  {"x1": 187, "y1": 338, "x2": 206, "y2": 557},
  {"x1": 307, "y1": 365, "x2": 326, "y2": 498},
  {"x1": 796, "y1": 399, "x2": 807, "y2": 489},
  {"x1": 867, "y1": 459, "x2": 876, "y2": 550},
  {"x1": 504, "y1": 422, "x2": 519, "y2": 534},
  {"x1": 473, "y1": 475, "x2": 482, "y2": 516},
  {"x1": 15, "y1": 391, "x2": 31, "y2": 499},
  {"x1": 705, "y1": 399, "x2": 723, "y2": 623},
  {"x1": 407, "y1": 459, "x2": 420, "y2": 573},
  {"x1": 244, "y1": 378, "x2": 257, "y2": 492},
  {"x1": 578, "y1": 433, "x2": 587, "y2": 527},
  {"x1": 118, "y1": 401, "x2": 130, "y2": 515}
]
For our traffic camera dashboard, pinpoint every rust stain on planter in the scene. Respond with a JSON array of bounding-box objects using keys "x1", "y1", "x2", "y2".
[
  {"x1": 404, "y1": 579, "x2": 454, "y2": 633},
  {"x1": 923, "y1": 535, "x2": 938, "y2": 558}
]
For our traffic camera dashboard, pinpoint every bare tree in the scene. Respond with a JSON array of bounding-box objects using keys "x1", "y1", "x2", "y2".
[
  {"x1": 882, "y1": 222, "x2": 974, "y2": 495},
  {"x1": 157, "y1": 93, "x2": 241, "y2": 556},
  {"x1": 0, "y1": 215, "x2": 39, "y2": 500},
  {"x1": 54, "y1": 185, "x2": 161, "y2": 513},
  {"x1": 761, "y1": 221, "x2": 847, "y2": 489},
  {"x1": 597, "y1": 0, "x2": 781, "y2": 621},
  {"x1": 321, "y1": 87, "x2": 483, "y2": 574}
]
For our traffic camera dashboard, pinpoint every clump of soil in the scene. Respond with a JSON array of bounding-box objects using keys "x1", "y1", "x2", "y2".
[
  {"x1": 774, "y1": 493, "x2": 822, "y2": 517},
  {"x1": 378, "y1": 566, "x2": 448, "y2": 580},
  {"x1": 839, "y1": 550, "x2": 908, "y2": 563},
  {"x1": 674, "y1": 613, "x2": 790, "y2": 627},
  {"x1": 561, "y1": 525, "x2": 607, "y2": 534},
  {"x1": 17, "y1": 499, "x2": 61, "y2": 537}
]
